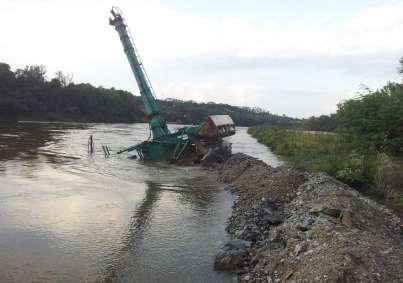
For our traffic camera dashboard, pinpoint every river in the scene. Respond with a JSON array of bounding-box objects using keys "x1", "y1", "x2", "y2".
[{"x1": 0, "y1": 122, "x2": 282, "y2": 283}]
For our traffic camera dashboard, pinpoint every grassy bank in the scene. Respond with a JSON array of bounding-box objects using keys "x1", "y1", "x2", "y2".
[{"x1": 248, "y1": 126, "x2": 403, "y2": 215}]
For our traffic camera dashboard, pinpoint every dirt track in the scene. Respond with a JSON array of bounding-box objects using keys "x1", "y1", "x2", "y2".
[{"x1": 215, "y1": 153, "x2": 403, "y2": 282}]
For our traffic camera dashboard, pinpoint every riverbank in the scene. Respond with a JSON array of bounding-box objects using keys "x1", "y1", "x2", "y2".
[
  {"x1": 215, "y1": 153, "x2": 403, "y2": 282},
  {"x1": 248, "y1": 126, "x2": 403, "y2": 218}
]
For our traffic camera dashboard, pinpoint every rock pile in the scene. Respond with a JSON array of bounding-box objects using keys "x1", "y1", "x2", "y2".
[{"x1": 215, "y1": 153, "x2": 403, "y2": 282}]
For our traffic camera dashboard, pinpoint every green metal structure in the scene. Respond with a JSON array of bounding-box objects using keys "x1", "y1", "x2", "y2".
[
  {"x1": 110, "y1": 7, "x2": 235, "y2": 162},
  {"x1": 109, "y1": 7, "x2": 168, "y2": 140}
]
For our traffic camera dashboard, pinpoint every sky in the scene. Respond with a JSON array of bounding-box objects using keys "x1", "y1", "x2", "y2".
[{"x1": 0, "y1": 0, "x2": 402, "y2": 118}]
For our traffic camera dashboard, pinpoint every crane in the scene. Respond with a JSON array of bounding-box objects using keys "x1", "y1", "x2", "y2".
[
  {"x1": 110, "y1": 7, "x2": 235, "y2": 162},
  {"x1": 109, "y1": 8, "x2": 169, "y2": 139}
]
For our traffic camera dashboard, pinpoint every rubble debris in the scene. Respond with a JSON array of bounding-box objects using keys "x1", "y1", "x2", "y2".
[
  {"x1": 215, "y1": 239, "x2": 252, "y2": 271},
  {"x1": 341, "y1": 209, "x2": 353, "y2": 229},
  {"x1": 200, "y1": 141, "x2": 232, "y2": 169},
  {"x1": 216, "y1": 153, "x2": 403, "y2": 282}
]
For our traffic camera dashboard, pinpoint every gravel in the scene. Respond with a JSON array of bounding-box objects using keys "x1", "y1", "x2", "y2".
[{"x1": 215, "y1": 153, "x2": 403, "y2": 283}]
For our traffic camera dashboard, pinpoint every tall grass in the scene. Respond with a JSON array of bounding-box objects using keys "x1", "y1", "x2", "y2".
[{"x1": 248, "y1": 126, "x2": 402, "y2": 193}]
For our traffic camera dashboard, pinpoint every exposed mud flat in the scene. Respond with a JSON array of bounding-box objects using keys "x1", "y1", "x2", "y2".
[{"x1": 215, "y1": 153, "x2": 403, "y2": 282}]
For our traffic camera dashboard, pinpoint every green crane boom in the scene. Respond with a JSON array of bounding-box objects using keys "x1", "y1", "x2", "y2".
[
  {"x1": 109, "y1": 7, "x2": 169, "y2": 139},
  {"x1": 110, "y1": 7, "x2": 236, "y2": 163}
]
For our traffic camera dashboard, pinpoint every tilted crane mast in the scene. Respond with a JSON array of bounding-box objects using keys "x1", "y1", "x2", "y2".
[
  {"x1": 109, "y1": 8, "x2": 169, "y2": 139},
  {"x1": 110, "y1": 7, "x2": 236, "y2": 162}
]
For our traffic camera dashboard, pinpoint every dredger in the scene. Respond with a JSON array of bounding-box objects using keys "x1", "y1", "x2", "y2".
[{"x1": 110, "y1": 7, "x2": 235, "y2": 163}]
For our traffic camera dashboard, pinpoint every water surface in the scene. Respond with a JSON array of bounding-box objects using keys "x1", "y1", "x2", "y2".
[{"x1": 0, "y1": 122, "x2": 280, "y2": 282}]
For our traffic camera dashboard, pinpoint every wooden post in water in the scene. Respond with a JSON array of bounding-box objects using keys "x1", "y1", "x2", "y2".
[
  {"x1": 88, "y1": 135, "x2": 94, "y2": 154},
  {"x1": 102, "y1": 145, "x2": 111, "y2": 158}
]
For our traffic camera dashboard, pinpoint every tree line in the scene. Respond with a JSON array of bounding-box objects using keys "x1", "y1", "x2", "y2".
[{"x1": 0, "y1": 62, "x2": 298, "y2": 127}]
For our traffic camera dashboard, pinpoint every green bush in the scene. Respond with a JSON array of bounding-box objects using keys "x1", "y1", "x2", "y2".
[
  {"x1": 337, "y1": 83, "x2": 403, "y2": 156},
  {"x1": 248, "y1": 126, "x2": 375, "y2": 187},
  {"x1": 375, "y1": 153, "x2": 403, "y2": 198}
]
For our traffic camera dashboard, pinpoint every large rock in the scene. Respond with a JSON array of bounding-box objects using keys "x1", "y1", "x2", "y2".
[{"x1": 214, "y1": 239, "x2": 251, "y2": 271}]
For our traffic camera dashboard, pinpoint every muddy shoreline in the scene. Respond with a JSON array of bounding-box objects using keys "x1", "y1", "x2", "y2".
[{"x1": 214, "y1": 153, "x2": 403, "y2": 282}]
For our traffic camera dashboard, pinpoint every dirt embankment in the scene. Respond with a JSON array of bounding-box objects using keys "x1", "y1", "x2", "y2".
[{"x1": 215, "y1": 153, "x2": 403, "y2": 282}]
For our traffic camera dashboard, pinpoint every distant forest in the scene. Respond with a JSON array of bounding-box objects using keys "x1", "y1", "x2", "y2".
[
  {"x1": 0, "y1": 63, "x2": 299, "y2": 127},
  {"x1": 300, "y1": 114, "x2": 337, "y2": 132}
]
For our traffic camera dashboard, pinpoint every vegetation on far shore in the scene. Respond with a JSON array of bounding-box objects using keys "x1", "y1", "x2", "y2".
[
  {"x1": 0, "y1": 62, "x2": 298, "y2": 127},
  {"x1": 249, "y1": 72, "x2": 403, "y2": 211}
]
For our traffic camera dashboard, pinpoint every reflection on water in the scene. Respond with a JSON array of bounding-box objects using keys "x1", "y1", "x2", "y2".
[
  {"x1": 0, "y1": 122, "x2": 279, "y2": 283},
  {"x1": 0, "y1": 122, "x2": 86, "y2": 162}
]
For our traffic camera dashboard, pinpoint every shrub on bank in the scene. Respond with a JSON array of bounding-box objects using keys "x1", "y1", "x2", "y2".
[
  {"x1": 337, "y1": 82, "x2": 403, "y2": 156},
  {"x1": 375, "y1": 153, "x2": 403, "y2": 198},
  {"x1": 249, "y1": 126, "x2": 365, "y2": 186},
  {"x1": 248, "y1": 126, "x2": 402, "y2": 198}
]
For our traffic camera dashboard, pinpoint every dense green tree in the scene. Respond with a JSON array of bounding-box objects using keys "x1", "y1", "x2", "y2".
[
  {"x1": 54, "y1": 71, "x2": 73, "y2": 87},
  {"x1": 0, "y1": 63, "x2": 14, "y2": 81},
  {"x1": 15, "y1": 65, "x2": 47, "y2": 84},
  {"x1": 301, "y1": 114, "x2": 337, "y2": 132},
  {"x1": 336, "y1": 83, "x2": 403, "y2": 155}
]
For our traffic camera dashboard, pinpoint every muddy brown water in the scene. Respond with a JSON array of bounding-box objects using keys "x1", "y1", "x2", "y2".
[{"x1": 0, "y1": 122, "x2": 282, "y2": 283}]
